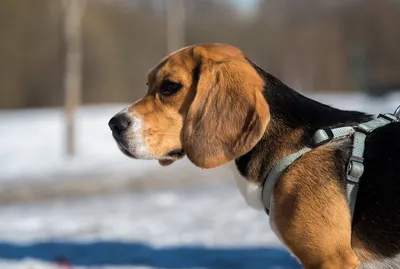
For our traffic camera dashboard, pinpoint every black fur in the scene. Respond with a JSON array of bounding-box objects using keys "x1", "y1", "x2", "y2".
[
  {"x1": 236, "y1": 59, "x2": 400, "y2": 258},
  {"x1": 353, "y1": 122, "x2": 400, "y2": 257},
  {"x1": 236, "y1": 59, "x2": 370, "y2": 179}
]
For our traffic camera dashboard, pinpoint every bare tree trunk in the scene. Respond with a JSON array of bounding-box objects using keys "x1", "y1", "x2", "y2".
[
  {"x1": 166, "y1": 0, "x2": 185, "y2": 53},
  {"x1": 63, "y1": 0, "x2": 86, "y2": 157}
]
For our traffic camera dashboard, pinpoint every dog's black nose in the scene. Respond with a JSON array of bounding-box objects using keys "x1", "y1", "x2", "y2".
[{"x1": 109, "y1": 114, "x2": 130, "y2": 137}]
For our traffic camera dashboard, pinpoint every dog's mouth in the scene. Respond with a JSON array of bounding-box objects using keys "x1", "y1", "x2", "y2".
[
  {"x1": 112, "y1": 134, "x2": 136, "y2": 158},
  {"x1": 116, "y1": 142, "x2": 136, "y2": 158},
  {"x1": 113, "y1": 133, "x2": 184, "y2": 161},
  {"x1": 159, "y1": 149, "x2": 185, "y2": 166},
  {"x1": 166, "y1": 149, "x2": 184, "y2": 159},
  {"x1": 119, "y1": 146, "x2": 136, "y2": 158}
]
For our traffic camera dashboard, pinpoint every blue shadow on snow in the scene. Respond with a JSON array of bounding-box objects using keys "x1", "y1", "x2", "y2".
[{"x1": 0, "y1": 241, "x2": 301, "y2": 268}]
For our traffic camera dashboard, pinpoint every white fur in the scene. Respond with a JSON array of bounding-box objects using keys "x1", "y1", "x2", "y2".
[
  {"x1": 117, "y1": 104, "x2": 180, "y2": 161},
  {"x1": 117, "y1": 105, "x2": 153, "y2": 159},
  {"x1": 225, "y1": 163, "x2": 400, "y2": 267},
  {"x1": 225, "y1": 162, "x2": 291, "y2": 255},
  {"x1": 269, "y1": 192, "x2": 286, "y2": 246},
  {"x1": 126, "y1": 116, "x2": 152, "y2": 159},
  {"x1": 225, "y1": 162, "x2": 264, "y2": 210},
  {"x1": 360, "y1": 254, "x2": 400, "y2": 269}
]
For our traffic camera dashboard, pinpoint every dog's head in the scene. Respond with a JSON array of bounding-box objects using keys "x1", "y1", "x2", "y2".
[{"x1": 109, "y1": 43, "x2": 270, "y2": 169}]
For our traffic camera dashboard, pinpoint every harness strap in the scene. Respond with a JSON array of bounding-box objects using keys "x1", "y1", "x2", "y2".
[
  {"x1": 347, "y1": 113, "x2": 399, "y2": 215},
  {"x1": 346, "y1": 131, "x2": 366, "y2": 217},
  {"x1": 262, "y1": 147, "x2": 312, "y2": 211},
  {"x1": 262, "y1": 126, "x2": 356, "y2": 214},
  {"x1": 262, "y1": 109, "x2": 400, "y2": 220},
  {"x1": 358, "y1": 114, "x2": 398, "y2": 133},
  {"x1": 312, "y1": 126, "x2": 354, "y2": 146}
]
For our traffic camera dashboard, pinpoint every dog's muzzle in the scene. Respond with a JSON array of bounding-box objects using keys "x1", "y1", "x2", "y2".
[
  {"x1": 109, "y1": 114, "x2": 131, "y2": 139},
  {"x1": 108, "y1": 114, "x2": 135, "y2": 157}
]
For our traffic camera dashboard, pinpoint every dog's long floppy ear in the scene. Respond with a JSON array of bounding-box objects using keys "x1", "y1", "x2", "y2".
[{"x1": 183, "y1": 47, "x2": 270, "y2": 169}]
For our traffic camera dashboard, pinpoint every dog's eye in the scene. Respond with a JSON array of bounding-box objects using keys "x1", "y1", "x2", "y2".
[{"x1": 159, "y1": 80, "x2": 182, "y2": 96}]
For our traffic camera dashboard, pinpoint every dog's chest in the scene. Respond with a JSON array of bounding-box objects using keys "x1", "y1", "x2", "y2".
[
  {"x1": 225, "y1": 162, "x2": 265, "y2": 210},
  {"x1": 359, "y1": 254, "x2": 400, "y2": 269},
  {"x1": 225, "y1": 162, "x2": 287, "y2": 244},
  {"x1": 268, "y1": 192, "x2": 287, "y2": 245}
]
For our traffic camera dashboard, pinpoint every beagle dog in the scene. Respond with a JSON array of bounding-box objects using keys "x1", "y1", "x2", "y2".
[{"x1": 109, "y1": 43, "x2": 400, "y2": 268}]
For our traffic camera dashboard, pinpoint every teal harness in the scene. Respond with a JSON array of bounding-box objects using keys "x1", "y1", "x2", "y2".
[{"x1": 262, "y1": 106, "x2": 400, "y2": 219}]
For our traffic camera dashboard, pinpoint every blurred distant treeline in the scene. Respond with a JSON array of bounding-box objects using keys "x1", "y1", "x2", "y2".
[{"x1": 1, "y1": 0, "x2": 400, "y2": 109}]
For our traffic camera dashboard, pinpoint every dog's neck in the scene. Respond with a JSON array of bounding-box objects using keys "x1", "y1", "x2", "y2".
[{"x1": 235, "y1": 60, "x2": 370, "y2": 184}]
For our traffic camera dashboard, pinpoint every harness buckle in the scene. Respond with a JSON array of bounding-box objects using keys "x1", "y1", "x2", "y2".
[
  {"x1": 312, "y1": 128, "x2": 334, "y2": 147},
  {"x1": 395, "y1": 105, "x2": 400, "y2": 119},
  {"x1": 346, "y1": 155, "x2": 364, "y2": 183},
  {"x1": 378, "y1": 113, "x2": 399, "y2": 123}
]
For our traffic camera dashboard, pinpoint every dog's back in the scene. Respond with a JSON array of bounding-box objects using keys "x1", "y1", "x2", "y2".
[{"x1": 353, "y1": 122, "x2": 400, "y2": 261}]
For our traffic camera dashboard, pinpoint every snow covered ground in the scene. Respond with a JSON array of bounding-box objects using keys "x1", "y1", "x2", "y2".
[
  {"x1": 0, "y1": 92, "x2": 399, "y2": 268},
  {"x1": 0, "y1": 180, "x2": 300, "y2": 269}
]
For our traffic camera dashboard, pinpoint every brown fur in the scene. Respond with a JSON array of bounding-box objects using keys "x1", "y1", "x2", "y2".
[
  {"x1": 123, "y1": 43, "x2": 368, "y2": 268},
  {"x1": 245, "y1": 120, "x2": 306, "y2": 184},
  {"x1": 127, "y1": 43, "x2": 269, "y2": 168},
  {"x1": 183, "y1": 46, "x2": 269, "y2": 168},
  {"x1": 273, "y1": 141, "x2": 360, "y2": 268}
]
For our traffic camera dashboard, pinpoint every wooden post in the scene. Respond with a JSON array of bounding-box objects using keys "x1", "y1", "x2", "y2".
[
  {"x1": 166, "y1": 0, "x2": 185, "y2": 53},
  {"x1": 63, "y1": 0, "x2": 86, "y2": 157}
]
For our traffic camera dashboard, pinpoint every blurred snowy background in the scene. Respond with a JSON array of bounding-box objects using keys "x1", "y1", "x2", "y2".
[{"x1": 1, "y1": 0, "x2": 400, "y2": 268}]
